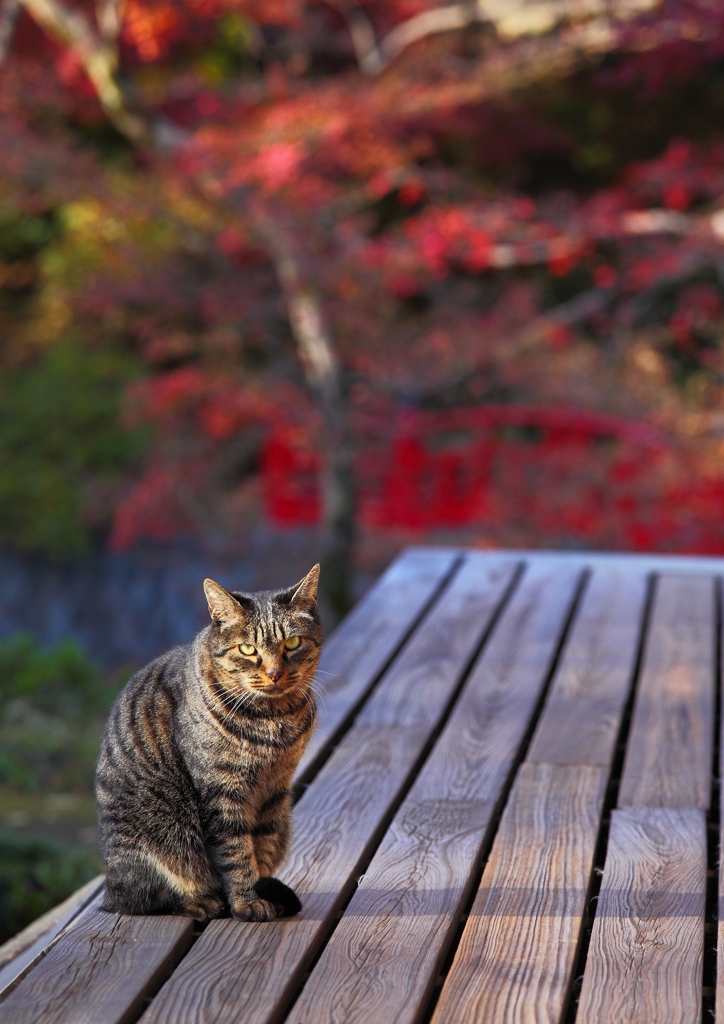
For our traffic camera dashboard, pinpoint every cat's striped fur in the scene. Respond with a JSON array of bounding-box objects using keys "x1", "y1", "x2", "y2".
[{"x1": 95, "y1": 565, "x2": 321, "y2": 921}]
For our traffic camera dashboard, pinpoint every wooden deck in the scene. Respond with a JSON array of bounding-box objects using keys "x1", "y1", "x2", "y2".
[{"x1": 0, "y1": 547, "x2": 721, "y2": 1023}]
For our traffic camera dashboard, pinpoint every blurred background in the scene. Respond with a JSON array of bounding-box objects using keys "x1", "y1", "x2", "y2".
[{"x1": 2, "y1": 0, "x2": 724, "y2": 943}]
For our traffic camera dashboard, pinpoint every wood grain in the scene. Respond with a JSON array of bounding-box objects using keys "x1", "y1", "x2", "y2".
[
  {"x1": 577, "y1": 807, "x2": 706, "y2": 1024},
  {"x1": 0, "y1": 875, "x2": 104, "y2": 999},
  {"x1": 430, "y1": 762, "x2": 606, "y2": 1024},
  {"x1": 297, "y1": 547, "x2": 459, "y2": 781},
  {"x1": 0, "y1": 899, "x2": 193, "y2": 1024},
  {"x1": 411, "y1": 546, "x2": 724, "y2": 576},
  {"x1": 528, "y1": 567, "x2": 648, "y2": 765},
  {"x1": 618, "y1": 574, "x2": 715, "y2": 809},
  {"x1": 141, "y1": 554, "x2": 524, "y2": 1024},
  {"x1": 13, "y1": 552, "x2": 716, "y2": 1024},
  {"x1": 286, "y1": 563, "x2": 584, "y2": 1024}
]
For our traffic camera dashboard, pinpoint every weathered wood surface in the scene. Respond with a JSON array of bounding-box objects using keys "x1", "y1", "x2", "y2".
[
  {"x1": 2, "y1": 548, "x2": 720, "y2": 1024},
  {"x1": 618, "y1": 574, "x2": 715, "y2": 810},
  {"x1": 297, "y1": 547, "x2": 458, "y2": 781},
  {"x1": 465, "y1": 548, "x2": 724, "y2": 575},
  {"x1": 577, "y1": 808, "x2": 707, "y2": 1024},
  {"x1": 141, "y1": 554, "x2": 518, "y2": 1024},
  {"x1": 0, "y1": 875, "x2": 104, "y2": 999},
  {"x1": 528, "y1": 567, "x2": 648, "y2": 766},
  {"x1": 431, "y1": 762, "x2": 607, "y2": 1024},
  {"x1": 0, "y1": 898, "x2": 194, "y2": 1024},
  {"x1": 286, "y1": 563, "x2": 582, "y2": 1024}
]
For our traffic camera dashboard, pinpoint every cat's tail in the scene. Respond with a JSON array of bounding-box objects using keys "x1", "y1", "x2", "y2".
[{"x1": 254, "y1": 876, "x2": 302, "y2": 917}]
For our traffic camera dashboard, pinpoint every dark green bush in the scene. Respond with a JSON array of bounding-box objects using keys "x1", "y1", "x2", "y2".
[
  {"x1": 0, "y1": 634, "x2": 122, "y2": 792},
  {"x1": 0, "y1": 636, "x2": 120, "y2": 943},
  {"x1": 0, "y1": 342, "x2": 146, "y2": 556},
  {"x1": 0, "y1": 829, "x2": 100, "y2": 944}
]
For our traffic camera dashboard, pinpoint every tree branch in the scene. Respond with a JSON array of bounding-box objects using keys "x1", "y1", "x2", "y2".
[
  {"x1": 357, "y1": 0, "x2": 659, "y2": 74},
  {"x1": 18, "y1": 0, "x2": 149, "y2": 145},
  {"x1": 0, "y1": 0, "x2": 20, "y2": 62},
  {"x1": 248, "y1": 202, "x2": 355, "y2": 619},
  {"x1": 95, "y1": 0, "x2": 125, "y2": 42},
  {"x1": 318, "y1": 0, "x2": 383, "y2": 74},
  {"x1": 254, "y1": 215, "x2": 339, "y2": 396}
]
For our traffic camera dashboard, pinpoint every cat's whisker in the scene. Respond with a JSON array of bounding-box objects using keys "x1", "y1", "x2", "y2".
[
  {"x1": 215, "y1": 683, "x2": 258, "y2": 707},
  {"x1": 217, "y1": 694, "x2": 248, "y2": 715},
  {"x1": 313, "y1": 669, "x2": 341, "y2": 681},
  {"x1": 311, "y1": 677, "x2": 330, "y2": 706},
  {"x1": 220, "y1": 697, "x2": 244, "y2": 724},
  {"x1": 310, "y1": 684, "x2": 327, "y2": 713},
  {"x1": 223, "y1": 697, "x2": 252, "y2": 724},
  {"x1": 220, "y1": 688, "x2": 257, "y2": 723},
  {"x1": 218, "y1": 690, "x2": 250, "y2": 709},
  {"x1": 215, "y1": 690, "x2": 242, "y2": 707},
  {"x1": 306, "y1": 688, "x2": 322, "y2": 714}
]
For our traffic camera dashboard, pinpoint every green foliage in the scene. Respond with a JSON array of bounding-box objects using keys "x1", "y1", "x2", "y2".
[
  {"x1": 0, "y1": 828, "x2": 100, "y2": 944},
  {"x1": 0, "y1": 343, "x2": 147, "y2": 556},
  {"x1": 0, "y1": 208, "x2": 58, "y2": 263},
  {"x1": 0, "y1": 634, "x2": 111, "y2": 715},
  {"x1": 197, "y1": 12, "x2": 259, "y2": 82},
  {"x1": 0, "y1": 636, "x2": 117, "y2": 943},
  {"x1": 0, "y1": 635, "x2": 121, "y2": 792}
]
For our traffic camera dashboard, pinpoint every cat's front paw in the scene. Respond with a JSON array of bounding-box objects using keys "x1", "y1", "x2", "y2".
[
  {"x1": 230, "y1": 894, "x2": 281, "y2": 921},
  {"x1": 184, "y1": 894, "x2": 227, "y2": 920},
  {"x1": 254, "y1": 877, "x2": 302, "y2": 917}
]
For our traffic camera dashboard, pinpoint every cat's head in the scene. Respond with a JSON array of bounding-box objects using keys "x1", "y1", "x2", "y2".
[{"x1": 202, "y1": 566, "x2": 322, "y2": 699}]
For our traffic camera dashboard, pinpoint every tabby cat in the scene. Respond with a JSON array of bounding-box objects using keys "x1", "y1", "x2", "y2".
[{"x1": 95, "y1": 565, "x2": 321, "y2": 921}]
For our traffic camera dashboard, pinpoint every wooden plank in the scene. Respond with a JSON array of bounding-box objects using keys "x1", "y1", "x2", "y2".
[
  {"x1": 618, "y1": 574, "x2": 716, "y2": 809},
  {"x1": 430, "y1": 762, "x2": 607, "y2": 1024},
  {"x1": 528, "y1": 567, "x2": 648, "y2": 765},
  {"x1": 297, "y1": 547, "x2": 459, "y2": 782},
  {"x1": 141, "y1": 553, "x2": 529, "y2": 1024},
  {"x1": 410, "y1": 545, "x2": 724, "y2": 576},
  {"x1": 0, "y1": 548, "x2": 457, "y2": 1024},
  {"x1": 286, "y1": 562, "x2": 584, "y2": 1024},
  {"x1": 0, "y1": 898, "x2": 194, "y2": 1024},
  {"x1": 577, "y1": 807, "x2": 706, "y2": 1024},
  {"x1": 0, "y1": 876, "x2": 104, "y2": 1000}
]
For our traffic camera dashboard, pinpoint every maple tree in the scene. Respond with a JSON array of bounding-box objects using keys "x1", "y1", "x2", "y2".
[{"x1": 3, "y1": 0, "x2": 724, "y2": 614}]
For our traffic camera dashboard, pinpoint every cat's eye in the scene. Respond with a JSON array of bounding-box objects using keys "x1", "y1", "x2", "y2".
[
  {"x1": 284, "y1": 636, "x2": 301, "y2": 651},
  {"x1": 239, "y1": 643, "x2": 257, "y2": 656}
]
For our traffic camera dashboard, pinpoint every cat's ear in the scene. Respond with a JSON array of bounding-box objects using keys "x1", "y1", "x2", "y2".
[
  {"x1": 290, "y1": 564, "x2": 320, "y2": 612},
  {"x1": 204, "y1": 579, "x2": 244, "y2": 626}
]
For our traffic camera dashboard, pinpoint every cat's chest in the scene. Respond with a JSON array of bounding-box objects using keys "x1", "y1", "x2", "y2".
[{"x1": 205, "y1": 710, "x2": 307, "y2": 766}]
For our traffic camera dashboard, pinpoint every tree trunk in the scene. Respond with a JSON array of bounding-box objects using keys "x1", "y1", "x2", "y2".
[
  {"x1": 251, "y1": 209, "x2": 355, "y2": 623},
  {"x1": 318, "y1": 374, "x2": 355, "y2": 624}
]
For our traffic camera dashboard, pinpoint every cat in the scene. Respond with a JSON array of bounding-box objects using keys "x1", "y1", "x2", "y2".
[{"x1": 95, "y1": 565, "x2": 321, "y2": 921}]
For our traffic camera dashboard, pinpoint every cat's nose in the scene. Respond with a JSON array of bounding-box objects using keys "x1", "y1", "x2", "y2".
[{"x1": 265, "y1": 664, "x2": 284, "y2": 683}]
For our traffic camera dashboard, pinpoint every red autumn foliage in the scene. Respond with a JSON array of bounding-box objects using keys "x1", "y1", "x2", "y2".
[{"x1": 4, "y1": 0, "x2": 724, "y2": 563}]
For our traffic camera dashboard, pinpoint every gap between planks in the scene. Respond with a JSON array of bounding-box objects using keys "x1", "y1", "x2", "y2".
[
  {"x1": 0, "y1": 547, "x2": 458, "y2": 1020},
  {"x1": 618, "y1": 574, "x2": 717, "y2": 811},
  {"x1": 286, "y1": 560, "x2": 588, "y2": 1024},
  {"x1": 576, "y1": 807, "x2": 707, "y2": 1024},
  {"x1": 139, "y1": 554, "x2": 535, "y2": 1024},
  {"x1": 8, "y1": 557, "x2": 716, "y2": 1024},
  {"x1": 0, "y1": 876, "x2": 105, "y2": 1002},
  {"x1": 297, "y1": 547, "x2": 462, "y2": 783},
  {"x1": 425, "y1": 566, "x2": 651, "y2": 1024},
  {"x1": 0, "y1": 551, "x2": 516, "y2": 1024},
  {"x1": 572, "y1": 572, "x2": 717, "y2": 1024}
]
